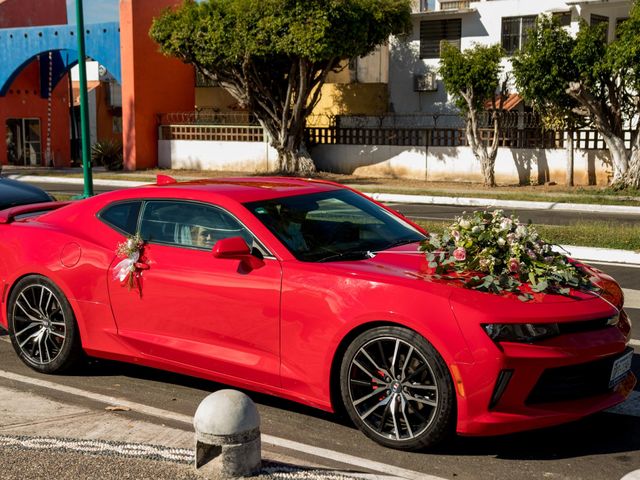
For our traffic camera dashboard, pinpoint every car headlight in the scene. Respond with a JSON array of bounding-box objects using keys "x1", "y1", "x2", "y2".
[{"x1": 482, "y1": 323, "x2": 560, "y2": 343}]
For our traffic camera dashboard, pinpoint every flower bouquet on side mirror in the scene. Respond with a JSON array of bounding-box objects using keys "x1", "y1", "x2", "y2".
[{"x1": 419, "y1": 210, "x2": 596, "y2": 301}]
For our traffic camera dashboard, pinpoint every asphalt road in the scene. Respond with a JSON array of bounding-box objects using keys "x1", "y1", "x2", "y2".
[{"x1": 389, "y1": 202, "x2": 640, "y2": 227}]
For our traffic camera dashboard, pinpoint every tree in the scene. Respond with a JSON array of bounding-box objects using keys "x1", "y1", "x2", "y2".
[
  {"x1": 511, "y1": 15, "x2": 583, "y2": 186},
  {"x1": 150, "y1": 0, "x2": 411, "y2": 174},
  {"x1": 439, "y1": 43, "x2": 507, "y2": 187},
  {"x1": 512, "y1": 4, "x2": 640, "y2": 190}
]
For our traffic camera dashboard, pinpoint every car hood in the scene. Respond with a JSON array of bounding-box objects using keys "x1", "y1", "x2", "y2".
[{"x1": 336, "y1": 243, "x2": 610, "y2": 306}]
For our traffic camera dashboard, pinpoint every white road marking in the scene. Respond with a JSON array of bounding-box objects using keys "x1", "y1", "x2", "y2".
[
  {"x1": 0, "y1": 435, "x2": 193, "y2": 463},
  {"x1": 589, "y1": 261, "x2": 640, "y2": 270},
  {"x1": 0, "y1": 370, "x2": 443, "y2": 480}
]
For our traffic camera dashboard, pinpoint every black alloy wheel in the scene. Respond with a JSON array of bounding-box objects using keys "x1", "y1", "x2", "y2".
[
  {"x1": 8, "y1": 275, "x2": 82, "y2": 373},
  {"x1": 340, "y1": 326, "x2": 455, "y2": 450}
]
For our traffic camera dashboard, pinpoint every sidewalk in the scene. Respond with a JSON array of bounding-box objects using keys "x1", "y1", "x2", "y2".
[
  {"x1": 3, "y1": 166, "x2": 640, "y2": 265},
  {"x1": 0, "y1": 382, "x2": 390, "y2": 480}
]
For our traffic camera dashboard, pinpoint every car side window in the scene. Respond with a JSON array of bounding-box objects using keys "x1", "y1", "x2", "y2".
[
  {"x1": 98, "y1": 201, "x2": 142, "y2": 235},
  {"x1": 139, "y1": 200, "x2": 254, "y2": 250}
]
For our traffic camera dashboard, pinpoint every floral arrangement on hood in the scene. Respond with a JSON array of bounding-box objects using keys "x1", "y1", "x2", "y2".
[{"x1": 419, "y1": 210, "x2": 595, "y2": 301}]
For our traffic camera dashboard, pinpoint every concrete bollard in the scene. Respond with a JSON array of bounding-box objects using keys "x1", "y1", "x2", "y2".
[{"x1": 193, "y1": 389, "x2": 261, "y2": 478}]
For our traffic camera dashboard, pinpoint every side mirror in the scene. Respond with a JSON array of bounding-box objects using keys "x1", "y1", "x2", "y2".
[
  {"x1": 212, "y1": 237, "x2": 265, "y2": 271},
  {"x1": 212, "y1": 237, "x2": 251, "y2": 258}
]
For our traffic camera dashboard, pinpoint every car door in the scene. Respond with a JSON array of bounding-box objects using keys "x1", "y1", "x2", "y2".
[{"x1": 107, "y1": 199, "x2": 282, "y2": 387}]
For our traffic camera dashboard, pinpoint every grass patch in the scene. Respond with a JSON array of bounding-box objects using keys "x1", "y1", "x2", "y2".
[{"x1": 413, "y1": 219, "x2": 640, "y2": 252}]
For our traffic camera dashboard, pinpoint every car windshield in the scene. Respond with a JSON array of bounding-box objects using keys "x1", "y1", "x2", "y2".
[{"x1": 244, "y1": 189, "x2": 425, "y2": 262}]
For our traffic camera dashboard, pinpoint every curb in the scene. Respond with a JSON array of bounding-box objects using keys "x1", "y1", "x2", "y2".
[
  {"x1": 366, "y1": 192, "x2": 640, "y2": 215},
  {"x1": 8, "y1": 174, "x2": 640, "y2": 265},
  {"x1": 6, "y1": 174, "x2": 148, "y2": 188},
  {"x1": 555, "y1": 245, "x2": 640, "y2": 266}
]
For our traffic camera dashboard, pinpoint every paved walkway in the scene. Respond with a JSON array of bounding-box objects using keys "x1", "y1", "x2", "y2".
[{"x1": 0, "y1": 383, "x2": 393, "y2": 480}]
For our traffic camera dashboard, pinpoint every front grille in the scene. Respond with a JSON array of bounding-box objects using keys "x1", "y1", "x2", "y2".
[
  {"x1": 557, "y1": 316, "x2": 617, "y2": 335},
  {"x1": 526, "y1": 347, "x2": 632, "y2": 405}
]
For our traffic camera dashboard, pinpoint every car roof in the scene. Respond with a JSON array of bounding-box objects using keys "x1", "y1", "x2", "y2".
[
  {"x1": 109, "y1": 177, "x2": 343, "y2": 204},
  {"x1": 0, "y1": 177, "x2": 52, "y2": 210}
]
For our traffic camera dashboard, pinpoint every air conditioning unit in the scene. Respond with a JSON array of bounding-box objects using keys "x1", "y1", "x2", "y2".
[{"x1": 414, "y1": 73, "x2": 437, "y2": 92}]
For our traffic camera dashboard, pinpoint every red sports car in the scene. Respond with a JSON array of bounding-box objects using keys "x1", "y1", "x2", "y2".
[{"x1": 0, "y1": 177, "x2": 634, "y2": 450}]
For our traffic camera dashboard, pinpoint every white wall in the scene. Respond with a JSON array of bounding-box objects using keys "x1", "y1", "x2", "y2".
[
  {"x1": 158, "y1": 140, "x2": 278, "y2": 172},
  {"x1": 157, "y1": 137, "x2": 613, "y2": 185},
  {"x1": 311, "y1": 143, "x2": 612, "y2": 185}
]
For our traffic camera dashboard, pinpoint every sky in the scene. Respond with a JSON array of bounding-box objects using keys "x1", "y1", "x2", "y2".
[{"x1": 65, "y1": 0, "x2": 119, "y2": 24}]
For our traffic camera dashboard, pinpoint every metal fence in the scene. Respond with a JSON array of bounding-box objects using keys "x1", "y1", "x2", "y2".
[
  {"x1": 157, "y1": 111, "x2": 635, "y2": 150},
  {"x1": 305, "y1": 127, "x2": 633, "y2": 150},
  {"x1": 158, "y1": 111, "x2": 261, "y2": 126},
  {"x1": 159, "y1": 125, "x2": 265, "y2": 142},
  {"x1": 305, "y1": 127, "x2": 564, "y2": 149}
]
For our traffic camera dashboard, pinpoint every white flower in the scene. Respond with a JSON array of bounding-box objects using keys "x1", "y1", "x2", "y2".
[
  {"x1": 459, "y1": 219, "x2": 471, "y2": 230},
  {"x1": 499, "y1": 218, "x2": 512, "y2": 230}
]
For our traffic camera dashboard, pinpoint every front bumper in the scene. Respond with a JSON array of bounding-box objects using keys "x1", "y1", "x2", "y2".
[{"x1": 453, "y1": 308, "x2": 635, "y2": 436}]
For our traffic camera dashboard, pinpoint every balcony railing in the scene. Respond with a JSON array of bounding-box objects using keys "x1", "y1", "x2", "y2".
[
  {"x1": 413, "y1": 0, "x2": 472, "y2": 13},
  {"x1": 439, "y1": 0, "x2": 471, "y2": 10}
]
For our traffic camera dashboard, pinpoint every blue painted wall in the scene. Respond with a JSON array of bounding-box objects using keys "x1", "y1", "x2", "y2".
[{"x1": 0, "y1": 21, "x2": 120, "y2": 97}]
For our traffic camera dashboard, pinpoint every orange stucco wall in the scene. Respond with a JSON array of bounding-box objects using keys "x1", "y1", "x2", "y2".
[
  {"x1": 120, "y1": 0, "x2": 195, "y2": 170},
  {"x1": 0, "y1": 61, "x2": 71, "y2": 166},
  {"x1": 0, "y1": 0, "x2": 67, "y2": 28}
]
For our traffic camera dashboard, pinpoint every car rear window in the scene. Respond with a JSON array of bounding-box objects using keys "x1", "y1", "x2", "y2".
[{"x1": 98, "y1": 201, "x2": 142, "y2": 235}]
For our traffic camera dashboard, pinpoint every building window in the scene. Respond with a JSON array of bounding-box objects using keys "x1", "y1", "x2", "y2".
[
  {"x1": 5, "y1": 118, "x2": 41, "y2": 166},
  {"x1": 552, "y1": 11, "x2": 571, "y2": 27},
  {"x1": 501, "y1": 15, "x2": 536, "y2": 56},
  {"x1": 615, "y1": 17, "x2": 628, "y2": 39},
  {"x1": 590, "y1": 14, "x2": 609, "y2": 41},
  {"x1": 419, "y1": 19, "x2": 462, "y2": 59},
  {"x1": 590, "y1": 14, "x2": 609, "y2": 27}
]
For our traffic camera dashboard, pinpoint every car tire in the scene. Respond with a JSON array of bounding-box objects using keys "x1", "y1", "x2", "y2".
[
  {"x1": 340, "y1": 326, "x2": 455, "y2": 450},
  {"x1": 7, "y1": 275, "x2": 82, "y2": 374}
]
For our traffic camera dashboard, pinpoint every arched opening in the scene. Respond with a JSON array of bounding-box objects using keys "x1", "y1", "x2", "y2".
[{"x1": 2, "y1": 50, "x2": 122, "y2": 167}]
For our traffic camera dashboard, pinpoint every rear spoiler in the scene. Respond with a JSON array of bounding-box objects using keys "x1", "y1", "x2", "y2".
[{"x1": 0, "y1": 201, "x2": 72, "y2": 224}]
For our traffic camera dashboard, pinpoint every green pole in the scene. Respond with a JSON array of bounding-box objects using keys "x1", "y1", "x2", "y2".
[{"x1": 74, "y1": 0, "x2": 94, "y2": 198}]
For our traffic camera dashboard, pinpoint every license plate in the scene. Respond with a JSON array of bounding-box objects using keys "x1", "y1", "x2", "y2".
[{"x1": 609, "y1": 350, "x2": 633, "y2": 388}]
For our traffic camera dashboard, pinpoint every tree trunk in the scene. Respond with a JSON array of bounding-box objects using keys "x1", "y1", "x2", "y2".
[
  {"x1": 479, "y1": 149, "x2": 496, "y2": 187},
  {"x1": 566, "y1": 130, "x2": 574, "y2": 187},
  {"x1": 601, "y1": 133, "x2": 629, "y2": 187},
  {"x1": 464, "y1": 107, "x2": 498, "y2": 188},
  {"x1": 624, "y1": 147, "x2": 640, "y2": 190},
  {"x1": 276, "y1": 144, "x2": 316, "y2": 175}
]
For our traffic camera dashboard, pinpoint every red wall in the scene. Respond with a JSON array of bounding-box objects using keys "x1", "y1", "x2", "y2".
[
  {"x1": 120, "y1": 0, "x2": 195, "y2": 170},
  {"x1": 0, "y1": 61, "x2": 71, "y2": 167},
  {"x1": 0, "y1": 0, "x2": 67, "y2": 28}
]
